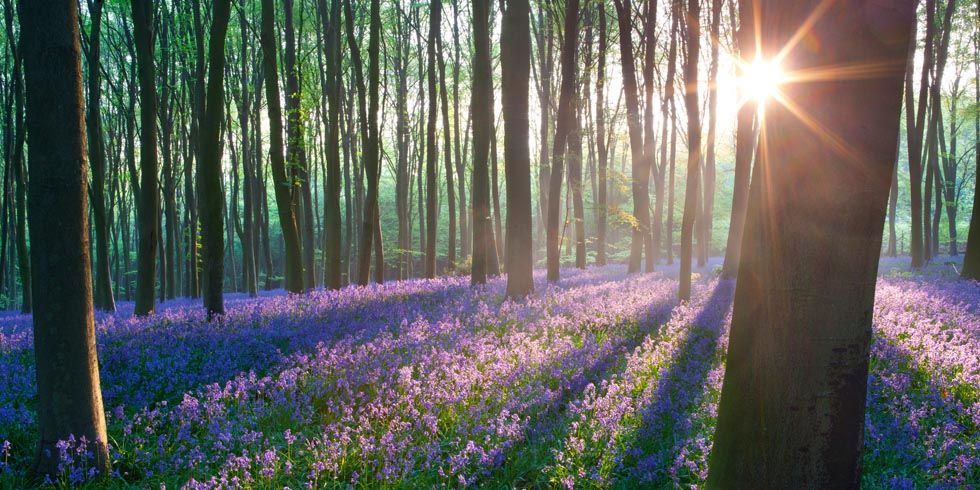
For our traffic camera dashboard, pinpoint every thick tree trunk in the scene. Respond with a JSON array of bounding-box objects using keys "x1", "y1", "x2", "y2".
[
  {"x1": 502, "y1": 0, "x2": 534, "y2": 296},
  {"x1": 260, "y1": 0, "x2": 304, "y2": 293},
  {"x1": 678, "y1": 0, "x2": 702, "y2": 302},
  {"x1": 131, "y1": 0, "x2": 158, "y2": 316},
  {"x1": 198, "y1": 0, "x2": 232, "y2": 318},
  {"x1": 20, "y1": 0, "x2": 111, "y2": 475},
  {"x1": 706, "y1": 0, "x2": 914, "y2": 485}
]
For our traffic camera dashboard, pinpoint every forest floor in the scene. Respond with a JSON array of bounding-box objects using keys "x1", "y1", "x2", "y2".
[{"x1": 0, "y1": 258, "x2": 977, "y2": 488}]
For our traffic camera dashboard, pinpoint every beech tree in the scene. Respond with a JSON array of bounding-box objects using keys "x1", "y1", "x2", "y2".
[
  {"x1": 707, "y1": 0, "x2": 916, "y2": 485},
  {"x1": 546, "y1": 0, "x2": 580, "y2": 282},
  {"x1": 21, "y1": 0, "x2": 110, "y2": 475},
  {"x1": 131, "y1": 0, "x2": 158, "y2": 316},
  {"x1": 502, "y1": 0, "x2": 534, "y2": 297}
]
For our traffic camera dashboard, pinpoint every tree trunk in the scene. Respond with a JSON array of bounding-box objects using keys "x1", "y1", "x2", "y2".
[
  {"x1": 706, "y1": 0, "x2": 915, "y2": 485},
  {"x1": 284, "y1": 0, "x2": 316, "y2": 290},
  {"x1": 700, "y1": 0, "x2": 722, "y2": 266},
  {"x1": 721, "y1": 0, "x2": 756, "y2": 278},
  {"x1": 546, "y1": 0, "x2": 581, "y2": 282},
  {"x1": 83, "y1": 0, "x2": 115, "y2": 312},
  {"x1": 424, "y1": 0, "x2": 441, "y2": 279},
  {"x1": 678, "y1": 0, "x2": 702, "y2": 302},
  {"x1": 438, "y1": 44, "x2": 456, "y2": 272},
  {"x1": 260, "y1": 0, "x2": 304, "y2": 293},
  {"x1": 595, "y1": 2, "x2": 608, "y2": 266},
  {"x1": 471, "y1": 0, "x2": 492, "y2": 285},
  {"x1": 906, "y1": 0, "x2": 935, "y2": 268},
  {"x1": 198, "y1": 0, "x2": 232, "y2": 318},
  {"x1": 963, "y1": 1, "x2": 980, "y2": 278},
  {"x1": 321, "y1": 0, "x2": 343, "y2": 289},
  {"x1": 613, "y1": 0, "x2": 646, "y2": 275},
  {"x1": 501, "y1": 0, "x2": 534, "y2": 295},
  {"x1": 131, "y1": 0, "x2": 158, "y2": 316},
  {"x1": 20, "y1": 0, "x2": 111, "y2": 475}
]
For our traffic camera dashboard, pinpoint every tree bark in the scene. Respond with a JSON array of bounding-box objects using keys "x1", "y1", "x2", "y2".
[
  {"x1": 83, "y1": 0, "x2": 115, "y2": 312},
  {"x1": 471, "y1": 0, "x2": 492, "y2": 285},
  {"x1": 706, "y1": 0, "x2": 915, "y2": 485},
  {"x1": 284, "y1": 0, "x2": 316, "y2": 290},
  {"x1": 595, "y1": 2, "x2": 608, "y2": 266},
  {"x1": 678, "y1": 0, "x2": 702, "y2": 302},
  {"x1": 198, "y1": 0, "x2": 232, "y2": 318},
  {"x1": 131, "y1": 0, "x2": 158, "y2": 316},
  {"x1": 260, "y1": 0, "x2": 304, "y2": 293},
  {"x1": 20, "y1": 0, "x2": 111, "y2": 475},
  {"x1": 721, "y1": 0, "x2": 756, "y2": 278},
  {"x1": 425, "y1": 0, "x2": 441, "y2": 278},
  {"x1": 502, "y1": 0, "x2": 534, "y2": 296},
  {"x1": 546, "y1": 0, "x2": 581, "y2": 282}
]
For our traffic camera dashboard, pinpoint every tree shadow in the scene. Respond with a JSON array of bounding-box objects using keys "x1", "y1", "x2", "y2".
[
  {"x1": 618, "y1": 280, "x2": 735, "y2": 484},
  {"x1": 861, "y1": 337, "x2": 979, "y2": 487}
]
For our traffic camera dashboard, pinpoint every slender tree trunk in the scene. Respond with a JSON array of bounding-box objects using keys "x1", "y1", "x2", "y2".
[
  {"x1": 424, "y1": 0, "x2": 441, "y2": 278},
  {"x1": 537, "y1": 5, "x2": 554, "y2": 251},
  {"x1": 721, "y1": 0, "x2": 755, "y2": 278},
  {"x1": 887, "y1": 150, "x2": 898, "y2": 257},
  {"x1": 546, "y1": 0, "x2": 581, "y2": 282},
  {"x1": 471, "y1": 0, "x2": 492, "y2": 285},
  {"x1": 131, "y1": 0, "x2": 158, "y2": 316},
  {"x1": 320, "y1": 0, "x2": 343, "y2": 289},
  {"x1": 438, "y1": 45, "x2": 456, "y2": 272},
  {"x1": 907, "y1": 0, "x2": 935, "y2": 268},
  {"x1": 707, "y1": 0, "x2": 914, "y2": 485},
  {"x1": 595, "y1": 2, "x2": 608, "y2": 266},
  {"x1": 260, "y1": 0, "x2": 304, "y2": 293},
  {"x1": 21, "y1": 0, "x2": 110, "y2": 475},
  {"x1": 198, "y1": 0, "x2": 232, "y2": 318},
  {"x1": 83, "y1": 0, "x2": 115, "y2": 312},
  {"x1": 700, "y1": 0, "x2": 722, "y2": 266},
  {"x1": 452, "y1": 1, "x2": 469, "y2": 260},
  {"x1": 678, "y1": 0, "x2": 702, "y2": 301},
  {"x1": 613, "y1": 0, "x2": 646, "y2": 275},
  {"x1": 284, "y1": 0, "x2": 316, "y2": 290}
]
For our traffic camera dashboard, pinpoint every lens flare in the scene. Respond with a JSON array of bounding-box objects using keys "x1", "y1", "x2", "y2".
[{"x1": 740, "y1": 58, "x2": 786, "y2": 103}]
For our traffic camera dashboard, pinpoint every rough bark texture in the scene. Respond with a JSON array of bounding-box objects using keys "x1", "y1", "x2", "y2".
[
  {"x1": 706, "y1": 0, "x2": 915, "y2": 486},
  {"x1": 20, "y1": 0, "x2": 111, "y2": 475}
]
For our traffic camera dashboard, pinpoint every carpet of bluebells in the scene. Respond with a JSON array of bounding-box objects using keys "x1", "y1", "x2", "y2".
[{"x1": 0, "y1": 263, "x2": 977, "y2": 488}]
